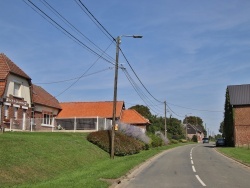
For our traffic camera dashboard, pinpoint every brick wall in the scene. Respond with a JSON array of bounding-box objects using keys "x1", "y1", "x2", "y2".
[{"x1": 234, "y1": 106, "x2": 250, "y2": 146}]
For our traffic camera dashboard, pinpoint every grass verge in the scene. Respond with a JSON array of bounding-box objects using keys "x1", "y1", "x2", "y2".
[
  {"x1": 217, "y1": 147, "x2": 250, "y2": 167},
  {"x1": 0, "y1": 132, "x2": 186, "y2": 188}
]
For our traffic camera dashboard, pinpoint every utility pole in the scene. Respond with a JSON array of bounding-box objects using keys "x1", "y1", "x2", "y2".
[
  {"x1": 164, "y1": 101, "x2": 167, "y2": 138},
  {"x1": 110, "y1": 35, "x2": 142, "y2": 159},
  {"x1": 111, "y1": 36, "x2": 120, "y2": 159}
]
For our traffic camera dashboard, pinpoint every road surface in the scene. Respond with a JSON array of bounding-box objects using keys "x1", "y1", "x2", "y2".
[{"x1": 115, "y1": 143, "x2": 250, "y2": 188}]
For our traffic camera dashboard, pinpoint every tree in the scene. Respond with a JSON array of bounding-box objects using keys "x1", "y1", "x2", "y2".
[
  {"x1": 167, "y1": 115, "x2": 184, "y2": 139},
  {"x1": 129, "y1": 105, "x2": 152, "y2": 119},
  {"x1": 223, "y1": 88, "x2": 234, "y2": 146},
  {"x1": 219, "y1": 121, "x2": 224, "y2": 135},
  {"x1": 129, "y1": 105, "x2": 185, "y2": 139}
]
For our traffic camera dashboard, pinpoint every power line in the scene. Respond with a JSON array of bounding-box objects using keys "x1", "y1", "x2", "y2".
[
  {"x1": 167, "y1": 102, "x2": 224, "y2": 113},
  {"x1": 120, "y1": 49, "x2": 164, "y2": 104},
  {"x1": 75, "y1": 0, "x2": 115, "y2": 42},
  {"x1": 24, "y1": 0, "x2": 115, "y2": 66},
  {"x1": 122, "y1": 67, "x2": 162, "y2": 114},
  {"x1": 40, "y1": 0, "x2": 115, "y2": 63},
  {"x1": 34, "y1": 67, "x2": 112, "y2": 85}
]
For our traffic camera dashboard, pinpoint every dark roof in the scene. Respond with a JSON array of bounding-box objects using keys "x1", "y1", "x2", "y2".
[
  {"x1": 32, "y1": 84, "x2": 61, "y2": 110},
  {"x1": 227, "y1": 84, "x2": 250, "y2": 105},
  {"x1": 186, "y1": 124, "x2": 203, "y2": 134}
]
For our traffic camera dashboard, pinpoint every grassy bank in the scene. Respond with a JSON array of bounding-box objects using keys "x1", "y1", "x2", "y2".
[
  {"x1": 217, "y1": 147, "x2": 250, "y2": 166},
  {"x1": 0, "y1": 132, "x2": 185, "y2": 188}
]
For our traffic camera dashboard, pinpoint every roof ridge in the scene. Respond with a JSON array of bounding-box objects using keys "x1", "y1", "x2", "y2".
[{"x1": 59, "y1": 101, "x2": 124, "y2": 104}]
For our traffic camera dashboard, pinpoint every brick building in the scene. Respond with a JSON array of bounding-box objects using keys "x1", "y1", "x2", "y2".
[
  {"x1": 227, "y1": 84, "x2": 250, "y2": 146},
  {"x1": 0, "y1": 53, "x2": 61, "y2": 131}
]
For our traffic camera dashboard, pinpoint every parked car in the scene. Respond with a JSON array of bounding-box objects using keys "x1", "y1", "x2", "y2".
[
  {"x1": 216, "y1": 138, "x2": 225, "y2": 147},
  {"x1": 202, "y1": 137, "x2": 209, "y2": 143}
]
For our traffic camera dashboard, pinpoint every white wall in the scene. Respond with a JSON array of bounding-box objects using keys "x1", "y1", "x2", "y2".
[{"x1": 4, "y1": 74, "x2": 31, "y2": 107}]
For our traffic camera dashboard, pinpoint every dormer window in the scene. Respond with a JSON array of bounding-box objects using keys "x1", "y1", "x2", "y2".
[{"x1": 14, "y1": 82, "x2": 21, "y2": 97}]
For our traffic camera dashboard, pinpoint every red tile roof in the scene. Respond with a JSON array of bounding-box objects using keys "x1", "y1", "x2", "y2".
[
  {"x1": 120, "y1": 109, "x2": 150, "y2": 125},
  {"x1": 57, "y1": 101, "x2": 125, "y2": 118},
  {"x1": 0, "y1": 53, "x2": 31, "y2": 80},
  {"x1": 0, "y1": 53, "x2": 31, "y2": 97},
  {"x1": 0, "y1": 81, "x2": 6, "y2": 97},
  {"x1": 32, "y1": 84, "x2": 61, "y2": 110}
]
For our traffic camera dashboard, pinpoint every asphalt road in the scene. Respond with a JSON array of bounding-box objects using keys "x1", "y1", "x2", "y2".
[{"x1": 115, "y1": 143, "x2": 250, "y2": 188}]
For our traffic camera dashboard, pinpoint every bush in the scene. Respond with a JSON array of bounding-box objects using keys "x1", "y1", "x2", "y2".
[
  {"x1": 179, "y1": 139, "x2": 187, "y2": 143},
  {"x1": 171, "y1": 139, "x2": 179, "y2": 144},
  {"x1": 147, "y1": 133, "x2": 163, "y2": 147},
  {"x1": 118, "y1": 123, "x2": 150, "y2": 144},
  {"x1": 87, "y1": 130, "x2": 145, "y2": 156},
  {"x1": 192, "y1": 135, "x2": 198, "y2": 142}
]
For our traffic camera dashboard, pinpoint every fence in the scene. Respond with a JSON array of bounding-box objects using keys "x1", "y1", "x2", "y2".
[{"x1": 5, "y1": 117, "x2": 112, "y2": 132}]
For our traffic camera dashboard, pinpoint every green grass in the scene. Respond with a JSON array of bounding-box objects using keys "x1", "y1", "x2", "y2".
[
  {"x1": 0, "y1": 132, "x2": 185, "y2": 188},
  {"x1": 217, "y1": 147, "x2": 250, "y2": 166}
]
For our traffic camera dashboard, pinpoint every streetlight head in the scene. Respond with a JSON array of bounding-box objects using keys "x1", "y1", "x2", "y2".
[{"x1": 133, "y1": 35, "x2": 143, "y2": 38}]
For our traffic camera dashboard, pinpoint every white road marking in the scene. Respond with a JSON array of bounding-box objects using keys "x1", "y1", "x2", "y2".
[
  {"x1": 190, "y1": 146, "x2": 206, "y2": 186},
  {"x1": 196, "y1": 175, "x2": 206, "y2": 186},
  {"x1": 192, "y1": 165, "x2": 196, "y2": 172}
]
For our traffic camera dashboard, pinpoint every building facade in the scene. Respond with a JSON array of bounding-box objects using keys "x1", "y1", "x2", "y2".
[
  {"x1": 0, "y1": 53, "x2": 61, "y2": 131},
  {"x1": 227, "y1": 84, "x2": 250, "y2": 146}
]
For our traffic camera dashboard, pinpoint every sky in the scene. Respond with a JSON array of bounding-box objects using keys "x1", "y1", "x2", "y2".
[{"x1": 1, "y1": 0, "x2": 250, "y2": 135}]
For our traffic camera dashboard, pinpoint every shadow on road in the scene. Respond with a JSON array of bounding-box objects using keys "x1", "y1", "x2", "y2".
[{"x1": 202, "y1": 145, "x2": 215, "y2": 149}]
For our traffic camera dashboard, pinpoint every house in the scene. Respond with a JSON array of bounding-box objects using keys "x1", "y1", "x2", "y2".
[
  {"x1": 57, "y1": 101, "x2": 150, "y2": 131},
  {"x1": 56, "y1": 101, "x2": 125, "y2": 130},
  {"x1": 226, "y1": 84, "x2": 250, "y2": 146},
  {"x1": 0, "y1": 53, "x2": 61, "y2": 131},
  {"x1": 185, "y1": 123, "x2": 205, "y2": 142},
  {"x1": 31, "y1": 84, "x2": 61, "y2": 130},
  {"x1": 120, "y1": 109, "x2": 150, "y2": 131},
  {"x1": 0, "y1": 53, "x2": 32, "y2": 130}
]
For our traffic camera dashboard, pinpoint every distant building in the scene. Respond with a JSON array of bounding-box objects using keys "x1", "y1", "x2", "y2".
[{"x1": 185, "y1": 123, "x2": 205, "y2": 142}]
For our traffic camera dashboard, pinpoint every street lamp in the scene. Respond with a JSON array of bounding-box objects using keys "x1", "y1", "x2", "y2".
[{"x1": 110, "y1": 35, "x2": 142, "y2": 159}]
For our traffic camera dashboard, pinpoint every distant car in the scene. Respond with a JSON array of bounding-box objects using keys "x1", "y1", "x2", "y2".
[
  {"x1": 202, "y1": 137, "x2": 209, "y2": 143},
  {"x1": 216, "y1": 138, "x2": 225, "y2": 147}
]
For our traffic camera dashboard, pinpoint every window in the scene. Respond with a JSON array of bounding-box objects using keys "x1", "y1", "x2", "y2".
[
  {"x1": 14, "y1": 82, "x2": 21, "y2": 97},
  {"x1": 4, "y1": 105, "x2": 9, "y2": 119},
  {"x1": 43, "y1": 113, "x2": 53, "y2": 125},
  {"x1": 14, "y1": 107, "x2": 18, "y2": 119}
]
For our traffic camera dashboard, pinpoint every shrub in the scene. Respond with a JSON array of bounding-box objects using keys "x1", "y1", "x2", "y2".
[
  {"x1": 117, "y1": 123, "x2": 150, "y2": 144},
  {"x1": 171, "y1": 139, "x2": 179, "y2": 144},
  {"x1": 147, "y1": 133, "x2": 163, "y2": 147},
  {"x1": 155, "y1": 131, "x2": 169, "y2": 145},
  {"x1": 87, "y1": 130, "x2": 145, "y2": 156},
  {"x1": 179, "y1": 139, "x2": 187, "y2": 143},
  {"x1": 192, "y1": 135, "x2": 198, "y2": 142}
]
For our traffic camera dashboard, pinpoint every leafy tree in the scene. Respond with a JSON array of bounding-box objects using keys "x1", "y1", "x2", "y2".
[
  {"x1": 223, "y1": 88, "x2": 234, "y2": 146},
  {"x1": 129, "y1": 105, "x2": 152, "y2": 119},
  {"x1": 129, "y1": 105, "x2": 185, "y2": 139},
  {"x1": 167, "y1": 115, "x2": 184, "y2": 139},
  {"x1": 219, "y1": 121, "x2": 224, "y2": 135}
]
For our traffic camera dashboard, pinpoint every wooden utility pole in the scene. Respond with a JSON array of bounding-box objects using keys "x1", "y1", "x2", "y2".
[{"x1": 164, "y1": 101, "x2": 167, "y2": 138}]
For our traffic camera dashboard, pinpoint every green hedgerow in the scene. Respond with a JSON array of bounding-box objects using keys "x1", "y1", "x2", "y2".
[{"x1": 87, "y1": 130, "x2": 145, "y2": 156}]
